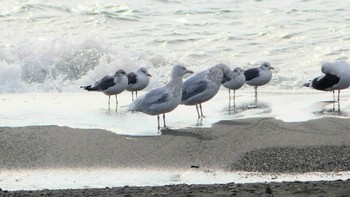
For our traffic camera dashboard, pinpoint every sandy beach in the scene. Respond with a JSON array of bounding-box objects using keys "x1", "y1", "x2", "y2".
[{"x1": 1, "y1": 117, "x2": 350, "y2": 195}]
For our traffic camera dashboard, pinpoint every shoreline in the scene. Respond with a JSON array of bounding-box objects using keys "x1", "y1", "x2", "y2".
[{"x1": 2, "y1": 89, "x2": 350, "y2": 136}]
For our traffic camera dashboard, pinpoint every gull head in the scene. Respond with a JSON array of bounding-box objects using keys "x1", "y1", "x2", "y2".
[
  {"x1": 114, "y1": 69, "x2": 127, "y2": 76},
  {"x1": 260, "y1": 62, "x2": 274, "y2": 70},
  {"x1": 138, "y1": 67, "x2": 152, "y2": 77},
  {"x1": 172, "y1": 65, "x2": 194, "y2": 77},
  {"x1": 233, "y1": 67, "x2": 244, "y2": 74}
]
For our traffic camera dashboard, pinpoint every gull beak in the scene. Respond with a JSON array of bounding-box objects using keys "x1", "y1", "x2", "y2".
[
  {"x1": 186, "y1": 70, "x2": 194, "y2": 74},
  {"x1": 270, "y1": 66, "x2": 274, "y2": 69},
  {"x1": 147, "y1": 73, "x2": 152, "y2": 77}
]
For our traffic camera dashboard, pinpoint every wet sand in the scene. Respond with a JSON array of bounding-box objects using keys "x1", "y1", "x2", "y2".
[{"x1": 1, "y1": 117, "x2": 350, "y2": 195}]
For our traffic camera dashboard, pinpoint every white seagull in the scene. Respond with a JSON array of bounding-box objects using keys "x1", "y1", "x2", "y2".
[
  {"x1": 303, "y1": 60, "x2": 350, "y2": 111},
  {"x1": 223, "y1": 67, "x2": 246, "y2": 106},
  {"x1": 128, "y1": 65, "x2": 193, "y2": 132},
  {"x1": 181, "y1": 63, "x2": 232, "y2": 118},
  {"x1": 244, "y1": 62, "x2": 274, "y2": 98},
  {"x1": 126, "y1": 67, "x2": 152, "y2": 101},
  {"x1": 81, "y1": 69, "x2": 128, "y2": 110}
]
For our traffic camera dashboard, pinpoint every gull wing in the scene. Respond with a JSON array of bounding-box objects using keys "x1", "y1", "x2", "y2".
[
  {"x1": 141, "y1": 87, "x2": 170, "y2": 105},
  {"x1": 312, "y1": 73, "x2": 340, "y2": 91},
  {"x1": 244, "y1": 68, "x2": 260, "y2": 81},
  {"x1": 182, "y1": 74, "x2": 208, "y2": 101},
  {"x1": 94, "y1": 75, "x2": 115, "y2": 91},
  {"x1": 127, "y1": 72, "x2": 137, "y2": 85}
]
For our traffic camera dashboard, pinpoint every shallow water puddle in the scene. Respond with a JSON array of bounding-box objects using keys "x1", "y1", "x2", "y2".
[{"x1": 1, "y1": 168, "x2": 350, "y2": 191}]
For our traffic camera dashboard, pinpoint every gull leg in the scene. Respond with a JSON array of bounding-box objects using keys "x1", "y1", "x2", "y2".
[
  {"x1": 195, "y1": 105, "x2": 201, "y2": 119},
  {"x1": 199, "y1": 103, "x2": 205, "y2": 118},
  {"x1": 228, "y1": 90, "x2": 232, "y2": 111},
  {"x1": 338, "y1": 90, "x2": 341, "y2": 113},
  {"x1": 254, "y1": 86, "x2": 258, "y2": 98},
  {"x1": 233, "y1": 90, "x2": 236, "y2": 108},
  {"x1": 196, "y1": 118, "x2": 203, "y2": 126},
  {"x1": 108, "y1": 95, "x2": 111, "y2": 110},
  {"x1": 254, "y1": 86, "x2": 258, "y2": 104},
  {"x1": 332, "y1": 90, "x2": 335, "y2": 111},
  {"x1": 135, "y1": 91, "x2": 138, "y2": 99},
  {"x1": 163, "y1": 113, "x2": 167, "y2": 128},
  {"x1": 115, "y1": 95, "x2": 118, "y2": 112},
  {"x1": 132, "y1": 92, "x2": 134, "y2": 101},
  {"x1": 157, "y1": 115, "x2": 160, "y2": 133}
]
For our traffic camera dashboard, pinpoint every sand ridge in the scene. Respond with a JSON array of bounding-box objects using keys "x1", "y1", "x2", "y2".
[{"x1": 1, "y1": 117, "x2": 350, "y2": 172}]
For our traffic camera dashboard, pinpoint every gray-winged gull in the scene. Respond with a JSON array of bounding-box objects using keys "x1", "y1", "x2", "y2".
[
  {"x1": 223, "y1": 67, "x2": 245, "y2": 106},
  {"x1": 128, "y1": 65, "x2": 193, "y2": 132},
  {"x1": 303, "y1": 60, "x2": 350, "y2": 112},
  {"x1": 181, "y1": 63, "x2": 232, "y2": 118},
  {"x1": 81, "y1": 69, "x2": 128, "y2": 110},
  {"x1": 126, "y1": 67, "x2": 152, "y2": 101},
  {"x1": 244, "y1": 62, "x2": 274, "y2": 98}
]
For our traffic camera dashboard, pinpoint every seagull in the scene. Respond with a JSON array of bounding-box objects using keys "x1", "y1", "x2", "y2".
[
  {"x1": 81, "y1": 69, "x2": 128, "y2": 110},
  {"x1": 126, "y1": 67, "x2": 152, "y2": 101},
  {"x1": 223, "y1": 67, "x2": 246, "y2": 107},
  {"x1": 128, "y1": 65, "x2": 193, "y2": 132},
  {"x1": 244, "y1": 62, "x2": 274, "y2": 99},
  {"x1": 181, "y1": 63, "x2": 232, "y2": 119},
  {"x1": 303, "y1": 60, "x2": 350, "y2": 112}
]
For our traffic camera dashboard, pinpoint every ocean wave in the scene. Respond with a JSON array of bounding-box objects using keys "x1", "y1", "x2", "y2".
[
  {"x1": 78, "y1": 4, "x2": 142, "y2": 22},
  {"x1": 20, "y1": 3, "x2": 71, "y2": 13},
  {"x1": 1, "y1": 0, "x2": 350, "y2": 93},
  {"x1": 0, "y1": 36, "x2": 181, "y2": 93}
]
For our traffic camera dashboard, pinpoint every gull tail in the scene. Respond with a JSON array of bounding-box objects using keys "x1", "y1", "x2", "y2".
[
  {"x1": 128, "y1": 97, "x2": 142, "y2": 112},
  {"x1": 127, "y1": 101, "x2": 138, "y2": 112},
  {"x1": 80, "y1": 85, "x2": 98, "y2": 91}
]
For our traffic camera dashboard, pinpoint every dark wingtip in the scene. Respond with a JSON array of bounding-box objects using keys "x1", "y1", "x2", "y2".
[
  {"x1": 80, "y1": 85, "x2": 95, "y2": 91},
  {"x1": 303, "y1": 82, "x2": 310, "y2": 87}
]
